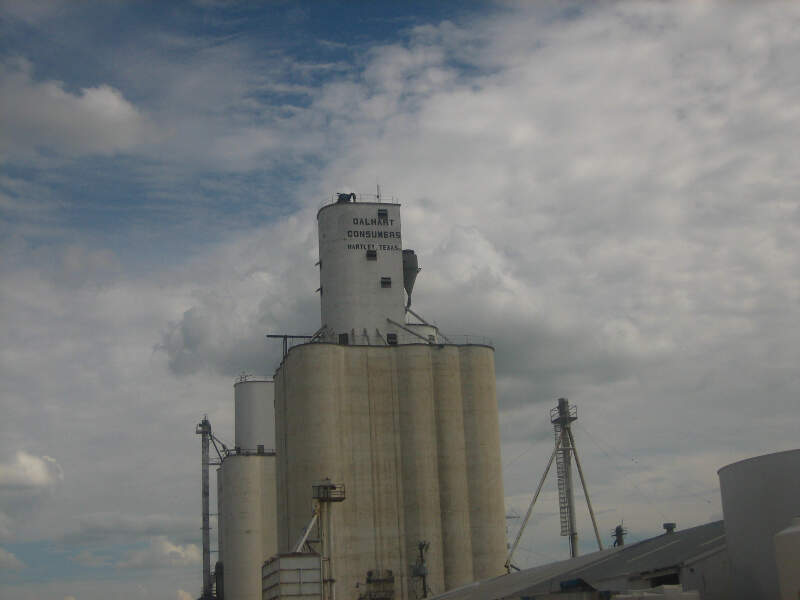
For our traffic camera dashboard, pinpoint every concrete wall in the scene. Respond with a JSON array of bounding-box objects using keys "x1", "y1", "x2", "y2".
[
  {"x1": 274, "y1": 342, "x2": 506, "y2": 600},
  {"x1": 718, "y1": 449, "x2": 800, "y2": 600},
  {"x1": 221, "y1": 454, "x2": 278, "y2": 600}
]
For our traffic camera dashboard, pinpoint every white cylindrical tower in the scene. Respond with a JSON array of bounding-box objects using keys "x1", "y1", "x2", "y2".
[
  {"x1": 220, "y1": 454, "x2": 278, "y2": 600},
  {"x1": 317, "y1": 199, "x2": 405, "y2": 345},
  {"x1": 234, "y1": 379, "x2": 275, "y2": 451},
  {"x1": 718, "y1": 449, "x2": 800, "y2": 600}
]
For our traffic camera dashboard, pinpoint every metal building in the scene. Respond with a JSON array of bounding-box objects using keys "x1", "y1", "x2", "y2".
[{"x1": 272, "y1": 193, "x2": 507, "y2": 600}]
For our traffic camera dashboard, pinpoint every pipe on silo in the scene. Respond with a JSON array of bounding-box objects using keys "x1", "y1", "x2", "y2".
[
  {"x1": 216, "y1": 466, "x2": 224, "y2": 565},
  {"x1": 431, "y1": 346, "x2": 474, "y2": 589},
  {"x1": 459, "y1": 346, "x2": 507, "y2": 579},
  {"x1": 397, "y1": 345, "x2": 445, "y2": 595}
]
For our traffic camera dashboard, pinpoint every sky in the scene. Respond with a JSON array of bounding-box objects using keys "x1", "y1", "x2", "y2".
[{"x1": 1, "y1": 0, "x2": 799, "y2": 598}]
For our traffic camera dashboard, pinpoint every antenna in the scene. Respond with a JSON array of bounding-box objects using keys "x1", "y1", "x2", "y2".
[{"x1": 505, "y1": 398, "x2": 603, "y2": 571}]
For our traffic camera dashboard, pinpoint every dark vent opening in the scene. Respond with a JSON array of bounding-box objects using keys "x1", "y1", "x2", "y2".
[
  {"x1": 380, "y1": 277, "x2": 392, "y2": 288},
  {"x1": 338, "y1": 333, "x2": 349, "y2": 345},
  {"x1": 386, "y1": 333, "x2": 398, "y2": 345},
  {"x1": 377, "y1": 208, "x2": 388, "y2": 219},
  {"x1": 366, "y1": 249, "x2": 377, "y2": 260}
]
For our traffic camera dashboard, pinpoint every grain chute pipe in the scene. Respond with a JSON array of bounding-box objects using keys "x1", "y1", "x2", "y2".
[
  {"x1": 567, "y1": 428, "x2": 603, "y2": 551},
  {"x1": 293, "y1": 504, "x2": 319, "y2": 553},
  {"x1": 505, "y1": 437, "x2": 561, "y2": 572}
]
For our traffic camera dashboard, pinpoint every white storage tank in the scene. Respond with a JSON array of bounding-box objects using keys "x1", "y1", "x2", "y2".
[
  {"x1": 718, "y1": 449, "x2": 800, "y2": 600},
  {"x1": 317, "y1": 198, "x2": 405, "y2": 345},
  {"x1": 774, "y1": 516, "x2": 800, "y2": 600},
  {"x1": 221, "y1": 454, "x2": 278, "y2": 600},
  {"x1": 235, "y1": 379, "x2": 275, "y2": 452}
]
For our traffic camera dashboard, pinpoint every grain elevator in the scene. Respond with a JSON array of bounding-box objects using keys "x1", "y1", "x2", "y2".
[{"x1": 214, "y1": 192, "x2": 506, "y2": 600}]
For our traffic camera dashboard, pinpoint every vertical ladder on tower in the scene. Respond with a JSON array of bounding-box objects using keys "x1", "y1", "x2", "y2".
[{"x1": 553, "y1": 421, "x2": 572, "y2": 536}]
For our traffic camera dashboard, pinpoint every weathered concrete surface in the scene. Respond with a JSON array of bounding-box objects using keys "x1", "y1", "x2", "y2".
[{"x1": 275, "y1": 343, "x2": 505, "y2": 600}]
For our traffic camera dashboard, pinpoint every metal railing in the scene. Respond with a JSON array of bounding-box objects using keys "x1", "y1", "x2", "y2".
[{"x1": 319, "y1": 192, "x2": 398, "y2": 209}]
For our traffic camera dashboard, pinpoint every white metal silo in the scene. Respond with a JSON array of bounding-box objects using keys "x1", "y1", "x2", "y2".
[
  {"x1": 234, "y1": 378, "x2": 275, "y2": 452},
  {"x1": 718, "y1": 449, "x2": 800, "y2": 600},
  {"x1": 317, "y1": 198, "x2": 405, "y2": 345}
]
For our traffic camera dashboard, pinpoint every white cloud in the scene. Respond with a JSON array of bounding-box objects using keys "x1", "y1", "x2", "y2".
[
  {"x1": 0, "y1": 58, "x2": 151, "y2": 159},
  {"x1": 118, "y1": 536, "x2": 201, "y2": 569},
  {"x1": 177, "y1": 591, "x2": 193, "y2": 600},
  {"x1": 0, "y1": 546, "x2": 25, "y2": 570},
  {"x1": 0, "y1": 1, "x2": 799, "y2": 591},
  {"x1": 0, "y1": 451, "x2": 63, "y2": 492}
]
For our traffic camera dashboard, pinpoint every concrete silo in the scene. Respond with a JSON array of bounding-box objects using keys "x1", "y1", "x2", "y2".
[
  {"x1": 219, "y1": 379, "x2": 278, "y2": 600},
  {"x1": 273, "y1": 193, "x2": 506, "y2": 600}
]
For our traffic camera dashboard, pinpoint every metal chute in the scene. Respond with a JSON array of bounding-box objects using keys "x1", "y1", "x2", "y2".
[{"x1": 402, "y1": 249, "x2": 420, "y2": 307}]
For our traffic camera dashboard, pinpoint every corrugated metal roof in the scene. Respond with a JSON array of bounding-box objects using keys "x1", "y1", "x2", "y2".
[{"x1": 429, "y1": 521, "x2": 725, "y2": 600}]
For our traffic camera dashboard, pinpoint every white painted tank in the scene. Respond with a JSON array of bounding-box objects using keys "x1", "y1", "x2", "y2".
[
  {"x1": 220, "y1": 454, "x2": 278, "y2": 600},
  {"x1": 234, "y1": 379, "x2": 275, "y2": 452},
  {"x1": 775, "y1": 516, "x2": 800, "y2": 600},
  {"x1": 274, "y1": 342, "x2": 506, "y2": 599},
  {"x1": 317, "y1": 200, "x2": 405, "y2": 344},
  {"x1": 718, "y1": 449, "x2": 800, "y2": 600}
]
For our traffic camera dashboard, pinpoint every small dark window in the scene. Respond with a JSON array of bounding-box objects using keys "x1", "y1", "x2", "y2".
[
  {"x1": 338, "y1": 333, "x2": 349, "y2": 345},
  {"x1": 366, "y1": 249, "x2": 377, "y2": 260},
  {"x1": 380, "y1": 277, "x2": 391, "y2": 288},
  {"x1": 377, "y1": 208, "x2": 388, "y2": 219},
  {"x1": 386, "y1": 333, "x2": 398, "y2": 345}
]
